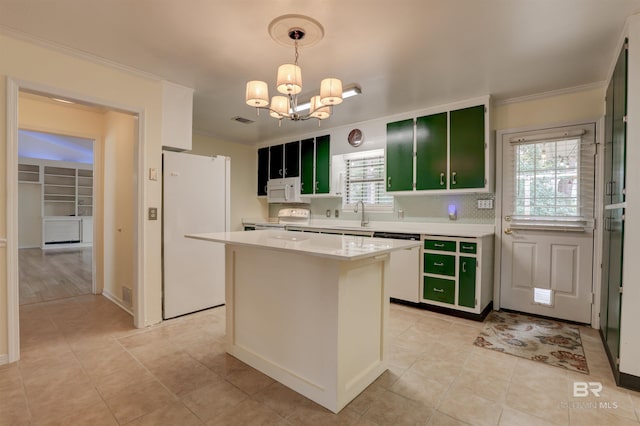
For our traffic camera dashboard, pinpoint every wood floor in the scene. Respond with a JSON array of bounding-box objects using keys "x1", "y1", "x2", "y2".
[{"x1": 19, "y1": 247, "x2": 93, "y2": 305}]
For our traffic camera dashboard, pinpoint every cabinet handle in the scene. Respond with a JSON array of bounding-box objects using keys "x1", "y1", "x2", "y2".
[
  {"x1": 433, "y1": 288, "x2": 444, "y2": 293},
  {"x1": 315, "y1": 181, "x2": 319, "y2": 191},
  {"x1": 439, "y1": 172, "x2": 444, "y2": 186},
  {"x1": 387, "y1": 176, "x2": 391, "y2": 188},
  {"x1": 284, "y1": 168, "x2": 288, "y2": 176},
  {"x1": 462, "y1": 245, "x2": 473, "y2": 250},
  {"x1": 611, "y1": 181, "x2": 616, "y2": 195},
  {"x1": 606, "y1": 181, "x2": 612, "y2": 196},
  {"x1": 451, "y1": 171, "x2": 457, "y2": 185},
  {"x1": 434, "y1": 243, "x2": 444, "y2": 247},
  {"x1": 462, "y1": 261, "x2": 467, "y2": 273},
  {"x1": 301, "y1": 182, "x2": 304, "y2": 191},
  {"x1": 264, "y1": 185, "x2": 267, "y2": 193},
  {"x1": 434, "y1": 262, "x2": 444, "y2": 267},
  {"x1": 279, "y1": 168, "x2": 283, "y2": 176}
]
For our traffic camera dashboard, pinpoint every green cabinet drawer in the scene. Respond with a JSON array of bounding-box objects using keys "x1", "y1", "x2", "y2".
[
  {"x1": 424, "y1": 253, "x2": 455, "y2": 276},
  {"x1": 424, "y1": 239, "x2": 456, "y2": 252},
  {"x1": 459, "y1": 242, "x2": 477, "y2": 254},
  {"x1": 424, "y1": 276, "x2": 455, "y2": 304}
]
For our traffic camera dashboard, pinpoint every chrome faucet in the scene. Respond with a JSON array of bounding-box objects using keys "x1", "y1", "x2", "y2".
[{"x1": 354, "y1": 201, "x2": 369, "y2": 227}]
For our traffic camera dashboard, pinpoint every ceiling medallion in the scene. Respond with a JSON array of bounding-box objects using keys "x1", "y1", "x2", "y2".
[{"x1": 245, "y1": 15, "x2": 360, "y2": 125}]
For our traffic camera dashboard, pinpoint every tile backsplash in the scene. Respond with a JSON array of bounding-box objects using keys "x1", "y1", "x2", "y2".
[{"x1": 269, "y1": 193, "x2": 496, "y2": 224}]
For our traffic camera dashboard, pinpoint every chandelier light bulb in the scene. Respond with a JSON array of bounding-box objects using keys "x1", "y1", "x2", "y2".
[
  {"x1": 245, "y1": 81, "x2": 269, "y2": 107},
  {"x1": 320, "y1": 78, "x2": 343, "y2": 105},
  {"x1": 276, "y1": 64, "x2": 302, "y2": 95},
  {"x1": 270, "y1": 96, "x2": 289, "y2": 118}
]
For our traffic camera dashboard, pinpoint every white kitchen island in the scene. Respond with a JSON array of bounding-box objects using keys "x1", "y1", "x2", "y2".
[{"x1": 186, "y1": 230, "x2": 421, "y2": 413}]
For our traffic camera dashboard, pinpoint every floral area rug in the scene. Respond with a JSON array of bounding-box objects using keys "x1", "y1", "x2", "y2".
[{"x1": 474, "y1": 311, "x2": 589, "y2": 374}]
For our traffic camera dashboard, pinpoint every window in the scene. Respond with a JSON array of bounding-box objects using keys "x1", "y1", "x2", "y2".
[
  {"x1": 514, "y1": 138, "x2": 580, "y2": 216},
  {"x1": 509, "y1": 125, "x2": 595, "y2": 221},
  {"x1": 342, "y1": 150, "x2": 393, "y2": 211}
]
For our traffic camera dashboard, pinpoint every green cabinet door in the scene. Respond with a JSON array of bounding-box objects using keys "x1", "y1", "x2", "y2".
[
  {"x1": 604, "y1": 78, "x2": 614, "y2": 206},
  {"x1": 612, "y1": 42, "x2": 627, "y2": 204},
  {"x1": 416, "y1": 113, "x2": 447, "y2": 190},
  {"x1": 606, "y1": 208, "x2": 624, "y2": 362},
  {"x1": 257, "y1": 147, "x2": 269, "y2": 196},
  {"x1": 269, "y1": 144, "x2": 284, "y2": 179},
  {"x1": 386, "y1": 119, "x2": 414, "y2": 192},
  {"x1": 449, "y1": 105, "x2": 485, "y2": 189},
  {"x1": 315, "y1": 135, "x2": 330, "y2": 194},
  {"x1": 300, "y1": 138, "x2": 314, "y2": 195},
  {"x1": 284, "y1": 141, "x2": 300, "y2": 178},
  {"x1": 458, "y1": 256, "x2": 477, "y2": 308}
]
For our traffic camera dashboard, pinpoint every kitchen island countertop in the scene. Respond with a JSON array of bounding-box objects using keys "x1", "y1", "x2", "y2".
[{"x1": 187, "y1": 229, "x2": 421, "y2": 261}]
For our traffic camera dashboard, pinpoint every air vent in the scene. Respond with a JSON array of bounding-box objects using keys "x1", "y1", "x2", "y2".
[{"x1": 231, "y1": 116, "x2": 255, "y2": 124}]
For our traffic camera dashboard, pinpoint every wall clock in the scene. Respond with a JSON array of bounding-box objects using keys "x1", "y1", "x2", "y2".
[{"x1": 347, "y1": 129, "x2": 363, "y2": 147}]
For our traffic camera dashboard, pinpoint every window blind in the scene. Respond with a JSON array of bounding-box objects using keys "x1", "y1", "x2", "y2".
[{"x1": 344, "y1": 154, "x2": 393, "y2": 209}]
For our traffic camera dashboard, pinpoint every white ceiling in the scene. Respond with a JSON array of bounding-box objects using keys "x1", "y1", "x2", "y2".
[
  {"x1": 2, "y1": 0, "x2": 639, "y2": 145},
  {"x1": 18, "y1": 130, "x2": 94, "y2": 163}
]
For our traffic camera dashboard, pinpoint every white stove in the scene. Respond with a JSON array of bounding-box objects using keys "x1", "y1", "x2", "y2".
[
  {"x1": 253, "y1": 208, "x2": 310, "y2": 230},
  {"x1": 277, "y1": 208, "x2": 311, "y2": 226}
]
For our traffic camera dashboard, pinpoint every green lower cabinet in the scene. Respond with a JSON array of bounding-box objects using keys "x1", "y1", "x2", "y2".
[
  {"x1": 458, "y1": 256, "x2": 477, "y2": 308},
  {"x1": 424, "y1": 253, "x2": 455, "y2": 276},
  {"x1": 424, "y1": 276, "x2": 455, "y2": 304}
]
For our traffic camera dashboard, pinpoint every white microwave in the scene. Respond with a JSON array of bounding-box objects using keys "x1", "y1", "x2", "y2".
[{"x1": 267, "y1": 177, "x2": 309, "y2": 204}]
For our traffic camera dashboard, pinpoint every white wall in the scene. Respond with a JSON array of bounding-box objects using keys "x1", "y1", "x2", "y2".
[
  {"x1": 619, "y1": 14, "x2": 640, "y2": 378},
  {"x1": 1, "y1": 32, "x2": 167, "y2": 357},
  {"x1": 191, "y1": 133, "x2": 267, "y2": 230},
  {"x1": 18, "y1": 183, "x2": 41, "y2": 248},
  {"x1": 103, "y1": 111, "x2": 136, "y2": 307}
]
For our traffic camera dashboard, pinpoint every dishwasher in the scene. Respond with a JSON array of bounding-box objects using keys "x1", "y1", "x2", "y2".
[{"x1": 373, "y1": 232, "x2": 421, "y2": 303}]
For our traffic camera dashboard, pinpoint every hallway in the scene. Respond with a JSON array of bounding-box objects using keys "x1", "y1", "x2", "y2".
[{"x1": 19, "y1": 248, "x2": 92, "y2": 305}]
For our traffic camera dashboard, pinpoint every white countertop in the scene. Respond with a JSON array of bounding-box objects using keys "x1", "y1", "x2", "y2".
[
  {"x1": 242, "y1": 218, "x2": 494, "y2": 238},
  {"x1": 186, "y1": 230, "x2": 421, "y2": 261}
]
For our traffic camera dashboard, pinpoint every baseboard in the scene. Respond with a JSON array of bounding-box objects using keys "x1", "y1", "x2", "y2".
[
  {"x1": 0, "y1": 354, "x2": 8, "y2": 366},
  {"x1": 390, "y1": 299, "x2": 493, "y2": 322},
  {"x1": 598, "y1": 328, "x2": 640, "y2": 392},
  {"x1": 102, "y1": 290, "x2": 134, "y2": 316}
]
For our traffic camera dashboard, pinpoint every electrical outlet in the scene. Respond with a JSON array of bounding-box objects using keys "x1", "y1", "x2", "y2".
[
  {"x1": 148, "y1": 207, "x2": 158, "y2": 220},
  {"x1": 477, "y1": 199, "x2": 494, "y2": 210}
]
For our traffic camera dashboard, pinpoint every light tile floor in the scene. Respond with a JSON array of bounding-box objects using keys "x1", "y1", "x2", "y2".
[{"x1": 2, "y1": 295, "x2": 639, "y2": 425}]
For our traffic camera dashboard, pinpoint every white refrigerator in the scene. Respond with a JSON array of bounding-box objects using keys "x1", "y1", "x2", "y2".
[{"x1": 162, "y1": 151, "x2": 230, "y2": 319}]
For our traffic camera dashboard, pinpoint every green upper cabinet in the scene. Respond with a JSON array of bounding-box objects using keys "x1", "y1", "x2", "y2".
[
  {"x1": 611, "y1": 42, "x2": 627, "y2": 205},
  {"x1": 315, "y1": 135, "x2": 331, "y2": 194},
  {"x1": 449, "y1": 105, "x2": 486, "y2": 190},
  {"x1": 385, "y1": 98, "x2": 490, "y2": 195},
  {"x1": 269, "y1": 144, "x2": 284, "y2": 179},
  {"x1": 386, "y1": 119, "x2": 414, "y2": 192},
  {"x1": 298, "y1": 135, "x2": 330, "y2": 195},
  {"x1": 416, "y1": 112, "x2": 447, "y2": 190},
  {"x1": 300, "y1": 138, "x2": 314, "y2": 195},
  {"x1": 284, "y1": 141, "x2": 300, "y2": 178},
  {"x1": 257, "y1": 147, "x2": 269, "y2": 196}
]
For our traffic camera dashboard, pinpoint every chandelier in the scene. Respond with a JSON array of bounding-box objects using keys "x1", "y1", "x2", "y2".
[{"x1": 245, "y1": 15, "x2": 348, "y2": 123}]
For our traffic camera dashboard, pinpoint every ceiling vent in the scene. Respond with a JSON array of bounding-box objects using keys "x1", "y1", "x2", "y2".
[{"x1": 231, "y1": 116, "x2": 255, "y2": 124}]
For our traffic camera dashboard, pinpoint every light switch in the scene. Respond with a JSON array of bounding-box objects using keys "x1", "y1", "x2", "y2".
[
  {"x1": 149, "y1": 168, "x2": 158, "y2": 181},
  {"x1": 148, "y1": 207, "x2": 158, "y2": 220}
]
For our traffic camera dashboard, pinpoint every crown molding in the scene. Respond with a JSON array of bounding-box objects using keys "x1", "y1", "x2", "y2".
[
  {"x1": 0, "y1": 25, "x2": 163, "y2": 83},
  {"x1": 494, "y1": 81, "x2": 606, "y2": 106}
]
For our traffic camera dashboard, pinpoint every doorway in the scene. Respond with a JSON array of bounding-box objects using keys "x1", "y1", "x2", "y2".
[
  {"x1": 498, "y1": 123, "x2": 597, "y2": 324},
  {"x1": 18, "y1": 128, "x2": 96, "y2": 304},
  {"x1": 6, "y1": 80, "x2": 144, "y2": 363}
]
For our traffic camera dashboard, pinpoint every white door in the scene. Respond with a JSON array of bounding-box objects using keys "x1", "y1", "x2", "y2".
[{"x1": 500, "y1": 123, "x2": 596, "y2": 323}]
